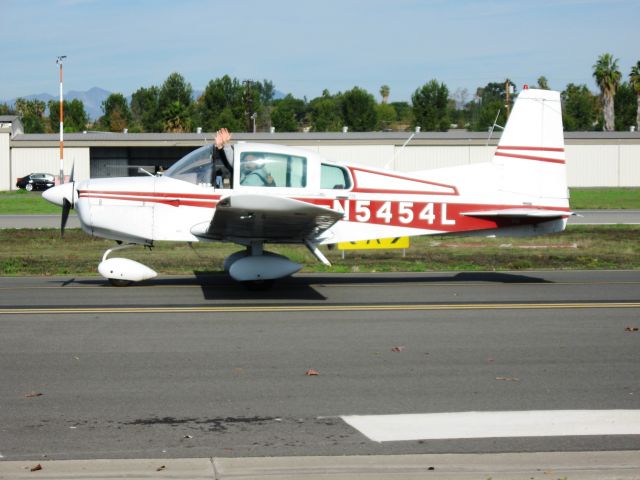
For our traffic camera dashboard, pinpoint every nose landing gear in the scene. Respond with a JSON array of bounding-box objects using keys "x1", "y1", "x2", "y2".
[{"x1": 98, "y1": 244, "x2": 157, "y2": 286}]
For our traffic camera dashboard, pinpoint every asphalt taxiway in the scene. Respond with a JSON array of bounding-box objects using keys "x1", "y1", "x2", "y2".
[{"x1": 0, "y1": 270, "x2": 639, "y2": 470}]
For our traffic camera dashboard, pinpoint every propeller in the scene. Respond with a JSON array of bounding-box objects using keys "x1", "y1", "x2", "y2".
[
  {"x1": 60, "y1": 163, "x2": 75, "y2": 237},
  {"x1": 42, "y1": 163, "x2": 77, "y2": 237}
]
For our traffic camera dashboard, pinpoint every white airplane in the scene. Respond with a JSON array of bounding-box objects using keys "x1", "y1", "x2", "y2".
[{"x1": 43, "y1": 87, "x2": 571, "y2": 286}]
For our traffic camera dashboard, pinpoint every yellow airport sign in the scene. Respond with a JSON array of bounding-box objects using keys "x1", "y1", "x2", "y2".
[{"x1": 338, "y1": 237, "x2": 410, "y2": 250}]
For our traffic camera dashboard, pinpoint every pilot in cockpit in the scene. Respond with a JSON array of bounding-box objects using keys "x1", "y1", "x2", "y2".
[{"x1": 240, "y1": 153, "x2": 276, "y2": 187}]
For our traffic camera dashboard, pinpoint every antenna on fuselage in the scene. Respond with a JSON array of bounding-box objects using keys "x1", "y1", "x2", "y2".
[
  {"x1": 486, "y1": 109, "x2": 504, "y2": 146},
  {"x1": 385, "y1": 126, "x2": 420, "y2": 170}
]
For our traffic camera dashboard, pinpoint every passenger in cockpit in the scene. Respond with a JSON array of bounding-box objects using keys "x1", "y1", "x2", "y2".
[{"x1": 213, "y1": 128, "x2": 233, "y2": 187}]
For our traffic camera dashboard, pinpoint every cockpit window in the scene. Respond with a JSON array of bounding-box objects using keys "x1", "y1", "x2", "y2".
[
  {"x1": 239, "y1": 152, "x2": 307, "y2": 188},
  {"x1": 321, "y1": 163, "x2": 351, "y2": 189},
  {"x1": 164, "y1": 145, "x2": 214, "y2": 186}
]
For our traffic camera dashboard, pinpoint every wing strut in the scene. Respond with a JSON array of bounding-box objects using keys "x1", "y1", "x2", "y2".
[{"x1": 305, "y1": 240, "x2": 331, "y2": 267}]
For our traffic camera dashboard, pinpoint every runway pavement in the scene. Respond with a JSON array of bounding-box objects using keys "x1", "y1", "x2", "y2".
[
  {"x1": 0, "y1": 210, "x2": 639, "y2": 229},
  {"x1": 0, "y1": 270, "x2": 639, "y2": 474}
]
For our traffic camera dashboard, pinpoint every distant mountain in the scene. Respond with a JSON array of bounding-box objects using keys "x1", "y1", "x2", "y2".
[
  {"x1": 3, "y1": 87, "x2": 110, "y2": 120},
  {"x1": 66, "y1": 87, "x2": 111, "y2": 120}
]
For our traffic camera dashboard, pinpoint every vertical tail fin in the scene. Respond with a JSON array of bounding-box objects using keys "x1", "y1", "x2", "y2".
[{"x1": 494, "y1": 88, "x2": 568, "y2": 207}]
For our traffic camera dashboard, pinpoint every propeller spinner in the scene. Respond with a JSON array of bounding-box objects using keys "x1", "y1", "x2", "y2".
[{"x1": 42, "y1": 165, "x2": 75, "y2": 236}]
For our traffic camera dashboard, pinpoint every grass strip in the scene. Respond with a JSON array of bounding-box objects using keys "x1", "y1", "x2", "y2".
[{"x1": 1, "y1": 225, "x2": 638, "y2": 277}]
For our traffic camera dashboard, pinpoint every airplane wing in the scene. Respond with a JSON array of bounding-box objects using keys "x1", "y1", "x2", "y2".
[
  {"x1": 193, "y1": 194, "x2": 343, "y2": 242},
  {"x1": 461, "y1": 208, "x2": 572, "y2": 218}
]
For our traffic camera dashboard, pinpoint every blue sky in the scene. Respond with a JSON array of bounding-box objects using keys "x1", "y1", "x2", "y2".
[{"x1": 2, "y1": 0, "x2": 638, "y2": 102}]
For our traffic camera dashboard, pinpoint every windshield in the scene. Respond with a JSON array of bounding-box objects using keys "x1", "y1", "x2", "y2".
[{"x1": 164, "y1": 145, "x2": 214, "y2": 185}]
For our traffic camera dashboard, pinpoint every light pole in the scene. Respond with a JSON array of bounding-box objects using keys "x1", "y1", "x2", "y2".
[{"x1": 56, "y1": 55, "x2": 67, "y2": 184}]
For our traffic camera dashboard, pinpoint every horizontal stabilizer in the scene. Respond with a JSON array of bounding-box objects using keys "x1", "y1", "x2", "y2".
[{"x1": 461, "y1": 208, "x2": 572, "y2": 218}]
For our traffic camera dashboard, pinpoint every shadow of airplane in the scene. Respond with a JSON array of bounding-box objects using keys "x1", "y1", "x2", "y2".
[{"x1": 52, "y1": 270, "x2": 552, "y2": 303}]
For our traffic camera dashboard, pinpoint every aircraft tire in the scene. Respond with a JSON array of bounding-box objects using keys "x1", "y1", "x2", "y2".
[{"x1": 108, "y1": 278, "x2": 134, "y2": 287}]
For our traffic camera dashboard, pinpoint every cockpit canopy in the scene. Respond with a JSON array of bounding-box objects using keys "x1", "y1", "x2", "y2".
[
  {"x1": 164, "y1": 144, "x2": 214, "y2": 185},
  {"x1": 164, "y1": 142, "x2": 352, "y2": 191}
]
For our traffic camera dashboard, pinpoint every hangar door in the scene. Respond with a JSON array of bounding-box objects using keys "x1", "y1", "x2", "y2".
[{"x1": 90, "y1": 148, "x2": 128, "y2": 178}]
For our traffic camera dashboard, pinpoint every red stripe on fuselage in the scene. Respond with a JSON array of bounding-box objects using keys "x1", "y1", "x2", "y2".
[
  {"x1": 296, "y1": 197, "x2": 570, "y2": 232},
  {"x1": 347, "y1": 166, "x2": 459, "y2": 196},
  {"x1": 78, "y1": 190, "x2": 219, "y2": 208},
  {"x1": 78, "y1": 190, "x2": 568, "y2": 233},
  {"x1": 79, "y1": 190, "x2": 221, "y2": 200}
]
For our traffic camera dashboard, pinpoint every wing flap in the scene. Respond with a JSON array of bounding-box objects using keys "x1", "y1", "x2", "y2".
[
  {"x1": 198, "y1": 194, "x2": 342, "y2": 242},
  {"x1": 461, "y1": 208, "x2": 572, "y2": 218}
]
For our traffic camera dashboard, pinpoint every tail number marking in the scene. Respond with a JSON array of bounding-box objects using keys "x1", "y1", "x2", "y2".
[{"x1": 349, "y1": 200, "x2": 456, "y2": 227}]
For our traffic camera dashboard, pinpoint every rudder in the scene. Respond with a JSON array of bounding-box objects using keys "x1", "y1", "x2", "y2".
[{"x1": 493, "y1": 87, "x2": 568, "y2": 208}]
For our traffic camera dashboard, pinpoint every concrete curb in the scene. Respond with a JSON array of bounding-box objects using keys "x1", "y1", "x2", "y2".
[{"x1": 1, "y1": 451, "x2": 639, "y2": 479}]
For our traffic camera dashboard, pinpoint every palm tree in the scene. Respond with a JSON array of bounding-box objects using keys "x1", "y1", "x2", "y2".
[
  {"x1": 592, "y1": 53, "x2": 621, "y2": 131},
  {"x1": 379, "y1": 85, "x2": 390, "y2": 104},
  {"x1": 630, "y1": 61, "x2": 640, "y2": 130}
]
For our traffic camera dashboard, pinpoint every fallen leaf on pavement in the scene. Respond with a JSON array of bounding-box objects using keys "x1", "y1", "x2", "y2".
[
  {"x1": 625, "y1": 326, "x2": 639, "y2": 332},
  {"x1": 391, "y1": 346, "x2": 405, "y2": 352},
  {"x1": 156, "y1": 465, "x2": 166, "y2": 471},
  {"x1": 24, "y1": 392, "x2": 43, "y2": 398},
  {"x1": 495, "y1": 376, "x2": 519, "y2": 382},
  {"x1": 305, "y1": 369, "x2": 320, "y2": 376},
  {"x1": 30, "y1": 464, "x2": 43, "y2": 472}
]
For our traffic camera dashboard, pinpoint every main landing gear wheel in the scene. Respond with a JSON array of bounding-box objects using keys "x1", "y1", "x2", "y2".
[{"x1": 108, "y1": 278, "x2": 134, "y2": 287}]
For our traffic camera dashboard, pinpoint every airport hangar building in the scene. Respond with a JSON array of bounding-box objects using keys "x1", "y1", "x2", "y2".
[{"x1": 1, "y1": 115, "x2": 639, "y2": 191}]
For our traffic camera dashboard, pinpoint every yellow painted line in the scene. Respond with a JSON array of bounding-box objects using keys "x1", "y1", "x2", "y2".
[{"x1": 0, "y1": 302, "x2": 639, "y2": 315}]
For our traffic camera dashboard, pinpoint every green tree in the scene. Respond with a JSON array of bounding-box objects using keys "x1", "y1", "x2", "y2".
[
  {"x1": 14, "y1": 98, "x2": 46, "y2": 133},
  {"x1": 257, "y1": 79, "x2": 275, "y2": 106},
  {"x1": 390, "y1": 101, "x2": 414, "y2": 128},
  {"x1": 271, "y1": 94, "x2": 306, "y2": 132},
  {"x1": 466, "y1": 82, "x2": 513, "y2": 132},
  {"x1": 341, "y1": 86, "x2": 377, "y2": 131},
  {"x1": 99, "y1": 93, "x2": 132, "y2": 132},
  {"x1": 309, "y1": 90, "x2": 343, "y2": 132},
  {"x1": 0, "y1": 103, "x2": 15, "y2": 115},
  {"x1": 196, "y1": 75, "x2": 245, "y2": 132},
  {"x1": 630, "y1": 61, "x2": 640, "y2": 130},
  {"x1": 131, "y1": 86, "x2": 160, "y2": 132},
  {"x1": 614, "y1": 82, "x2": 636, "y2": 131},
  {"x1": 48, "y1": 99, "x2": 88, "y2": 132},
  {"x1": 375, "y1": 103, "x2": 397, "y2": 130},
  {"x1": 537, "y1": 76, "x2": 550, "y2": 89},
  {"x1": 412, "y1": 79, "x2": 450, "y2": 131},
  {"x1": 561, "y1": 83, "x2": 598, "y2": 131},
  {"x1": 379, "y1": 85, "x2": 390, "y2": 104},
  {"x1": 158, "y1": 72, "x2": 193, "y2": 132},
  {"x1": 593, "y1": 53, "x2": 621, "y2": 131}
]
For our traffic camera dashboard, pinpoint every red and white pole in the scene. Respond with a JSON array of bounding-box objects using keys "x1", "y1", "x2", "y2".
[{"x1": 56, "y1": 55, "x2": 66, "y2": 184}]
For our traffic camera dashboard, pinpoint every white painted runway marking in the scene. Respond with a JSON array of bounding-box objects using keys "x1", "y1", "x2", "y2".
[{"x1": 342, "y1": 410, "x2": 640, "y2": 442}]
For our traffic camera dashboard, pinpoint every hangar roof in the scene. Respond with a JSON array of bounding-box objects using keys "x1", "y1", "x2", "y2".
[{"x1": 10, "y1": 130, "x2": 640, "y2": 148}]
